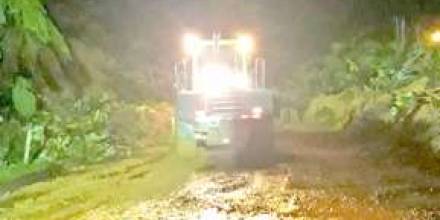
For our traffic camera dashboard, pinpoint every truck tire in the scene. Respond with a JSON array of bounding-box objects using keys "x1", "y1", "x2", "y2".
[{"x1": 234, "y1": 117, "x2": 274, "y2": 168}]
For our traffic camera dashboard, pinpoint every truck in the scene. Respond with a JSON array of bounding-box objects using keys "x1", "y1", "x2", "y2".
[{"x1": 173, "y1": 33, "x2": 274, "y2": 164}]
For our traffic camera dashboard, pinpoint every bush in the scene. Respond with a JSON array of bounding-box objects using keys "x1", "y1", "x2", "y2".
[
  {"x1": 302, "y1": 89, "x2": 365, "y2": 131},
  {"x1": 0, "y1": 119, "x2": 26, "y2": 165},
  {"x1": 37, "y1": 95, "x2": 113, "y2": 164},
  {"x1": 110, "y1": 101, "x2": 173, "y2": 157},
  {"x1": 0, "y1": 94, "x2": 113, "y2": 166},
  {"x1": 282, "y1": 30, "x2": 440, "y2": 168}
]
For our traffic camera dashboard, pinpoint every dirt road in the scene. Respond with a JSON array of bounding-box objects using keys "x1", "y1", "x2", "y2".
[{"x1": 77, "y1": 132, "x2": 440, "y2": 219}]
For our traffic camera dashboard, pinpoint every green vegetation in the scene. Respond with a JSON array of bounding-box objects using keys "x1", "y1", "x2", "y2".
[
  {"x1": 0, "y1": 0, "x2": 72, "y2": 176},
  {"x1": 0, "y1": 0, "x2": 190, "y2": 189},
  {"x1": 0, "y1": 94, "x2": 206, "y2": 219},
  {"x1": 282, "y1": 18, "x2": 440, "y2": 169},
  {"x1": 0, "y1": 5, "x2": 206, "y2": 219}
]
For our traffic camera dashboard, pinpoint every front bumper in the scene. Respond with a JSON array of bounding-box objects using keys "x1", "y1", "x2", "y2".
[{"x1": 194, "y1": 118, "x2": 233, "y2": 146}]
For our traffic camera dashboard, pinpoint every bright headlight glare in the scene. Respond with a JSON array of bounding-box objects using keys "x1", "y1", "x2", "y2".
[
  {"x1": 195, "y1": 110, "x2": 210, "y2": 123},
  {"x1": 252, "y1": 106, "x2": 263, "y2": 118},
  {"x1": 236, "y1": 35, "x2": 254, "y2": 54},
  {"x1": 199, "y1": 64, "x2": 231, "y2": 96},
  {"x1": 183, "y1": 33, "x2": 201, "y2": 56},
  {"x1": 195, "y1": 110, "x2": 206, "y2": 118},
  {"x1": 431, "y1": 30, "x2": 440, "y2": 44},
  {"x1": 234, "y1": 74, "x2": 250, "y2": 89},
  {"x1": 197, "y1": 63, "x2": 251, "y2": 96}
]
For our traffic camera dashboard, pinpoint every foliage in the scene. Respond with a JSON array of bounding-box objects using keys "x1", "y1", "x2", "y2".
[
  {"x1": 302, "y1": 89, "x2": 364, "y2": 131},
  {"x1": 389, "y1": 77, "x2": 429, "y2": 122},
  {"x1": 0, "y1": 119, "x2": 25, "y2": 165},
  {"x1": 296, "y1": 39, "x2": 432, "y2": 97},
  {"x1": 284, "y1": 26, "x2": 440, "y2": 163},
  {"x1": 12, "y1": 77, "x2": 36, "y2": 118},
  {"x1": 0, "y1": 0, "x2": 105, "y2": 175},
  {"x1": 0, "y1": 0, "x2": 174, "y2": 172},
  {"x1": 0, "y1": 95, "x2": 112, "y2": 166},
  {"x1": 36, "y1": 95, "x2": 113, "y2": 164},
  {"x1": 110, "y1": 102, "x2": 173, "y2": 157},
  {"x1": 389, "y1": 83, "x2": 440, "y2": 159},
  {"x1": 0, "y1": 0, "x2": 72, "y2": 90},
  {"x1": 0, "y1": 101, "x2": 202, "y2": 220}
]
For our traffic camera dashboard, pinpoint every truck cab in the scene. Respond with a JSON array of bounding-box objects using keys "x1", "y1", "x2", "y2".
[{"x1": 174, "y1": 33, "x2": 273, "y2": 149}]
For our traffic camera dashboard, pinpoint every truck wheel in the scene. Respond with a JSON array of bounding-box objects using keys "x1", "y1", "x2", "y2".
[
  {"x1": 234, "y1": 117, "x2": 274, "y2": 168},
  {"x1": 251, "y1": 117, "x2": 274, "y2": 152}
]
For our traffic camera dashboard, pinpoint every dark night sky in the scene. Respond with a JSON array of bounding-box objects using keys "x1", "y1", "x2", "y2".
[
  {"x1": 51, "y1": 1, "x2": 349, "y2": 74},
  {"x1": 50, "y1": 0, "x2": 427, "y2": 92}
]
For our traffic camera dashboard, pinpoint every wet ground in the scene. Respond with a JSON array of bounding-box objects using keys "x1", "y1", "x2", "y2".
[{"x1": 77, "y1": 132, "x2": 440, "y2": 219}]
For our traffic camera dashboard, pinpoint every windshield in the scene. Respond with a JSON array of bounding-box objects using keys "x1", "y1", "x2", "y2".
[{"x1": 198, "y1": 46, "x2": 238, "y2": 71}]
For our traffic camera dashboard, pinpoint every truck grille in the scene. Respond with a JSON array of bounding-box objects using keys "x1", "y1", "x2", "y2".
[{"x1": 207, "y1": 96, "x2": 243, "y2": 115}]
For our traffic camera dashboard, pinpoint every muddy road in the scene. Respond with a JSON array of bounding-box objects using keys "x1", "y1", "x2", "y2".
[{"x1": 78, "y1": 132, "x2": 440, "y2": 219}]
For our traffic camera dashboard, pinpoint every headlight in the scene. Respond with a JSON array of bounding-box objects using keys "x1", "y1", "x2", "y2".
[
  {"x1": 252, "y1": 106, "x2": 263, "y2": 119},
  {"x1": 183, "y1": 33, "x2": 201, "y2": 56},
  {"x1": 236, "y1": 35, "x2": 254, "y2": 55}
]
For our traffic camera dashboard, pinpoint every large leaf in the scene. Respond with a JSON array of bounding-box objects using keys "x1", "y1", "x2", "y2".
[
  {"x1": 12, "y1": 77, "x2": 36, "y2": 118},
  {"x1": 1, "y1": 0, "x2": 72, "y2": 88}
]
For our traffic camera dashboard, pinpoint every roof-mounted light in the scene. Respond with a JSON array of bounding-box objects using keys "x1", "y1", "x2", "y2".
[
  {"x1": 236, "y1": 35, "x2": 254, "y2": 55},
  {"x1": 183, "y1": 33, "x2": 201, "y2": 56}
]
